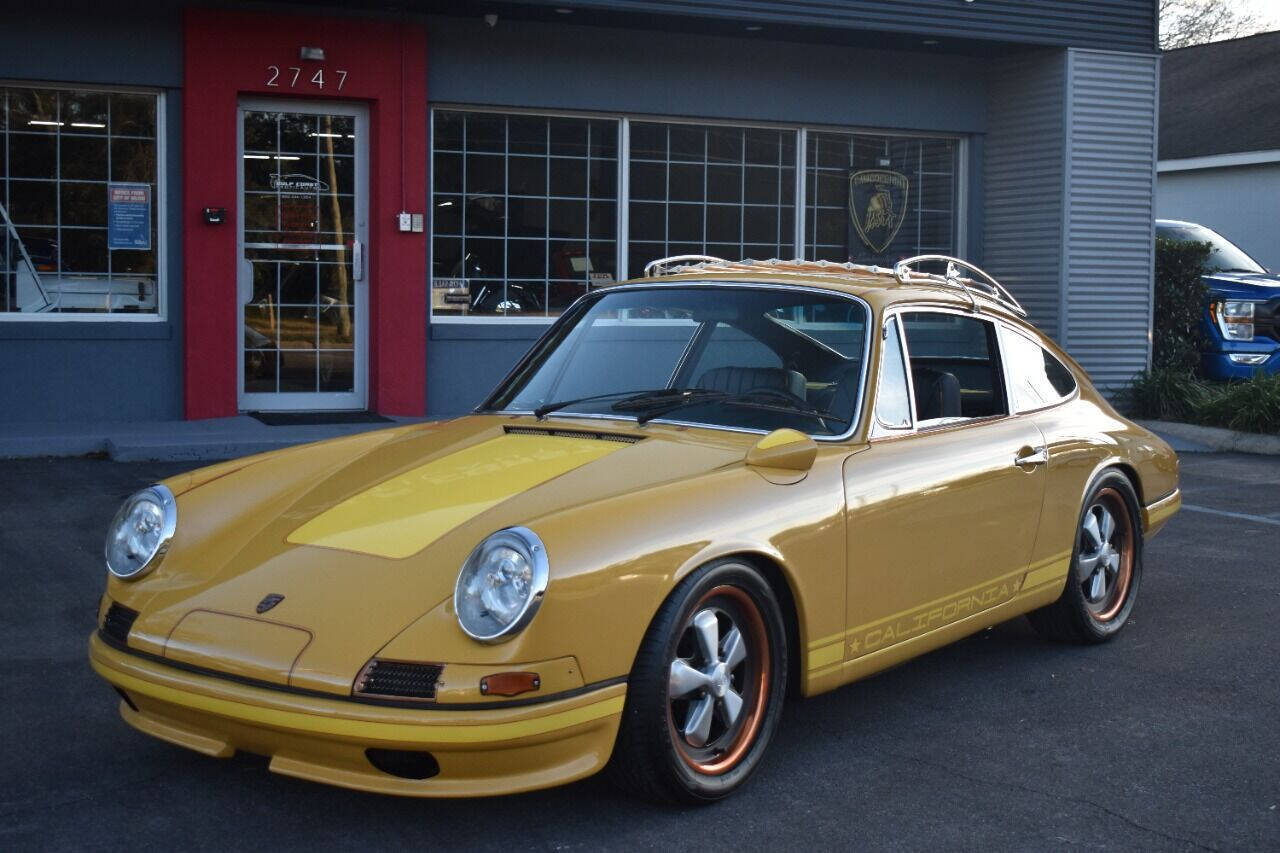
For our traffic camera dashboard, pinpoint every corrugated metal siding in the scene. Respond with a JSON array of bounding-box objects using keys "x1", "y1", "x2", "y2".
[
  {"x1": 1063, "y1": 49, "x2": 1159, "y2": 392},
  {"x1": 513, "y1": 1, "x2": 1157, "y2": 53},
  {"x1": 983, "y1": 50, "x2": 1066, "y2": 338}
]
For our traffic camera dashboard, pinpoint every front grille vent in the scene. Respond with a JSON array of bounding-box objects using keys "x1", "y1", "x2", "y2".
[
  {"x1": 101, "y1": 602, "x2": 139, "y2": 646},
  {"x1": 504, "y1": 425, "x2": 642, "y2": 444},
  {"x1": 354, "y1": 659, "x2": 443, "y2": 701}
]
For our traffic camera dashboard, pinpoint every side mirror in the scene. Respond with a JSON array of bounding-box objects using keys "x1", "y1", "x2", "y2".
[{"x1": 745, "y1": 429, "x2": 817, "y2": 475}]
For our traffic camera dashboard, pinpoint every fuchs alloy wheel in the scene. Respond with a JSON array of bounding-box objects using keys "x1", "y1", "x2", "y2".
[
  {"x1": 1028, "y1": 470, "x2": 1144, "y2": 644},
  {"x1": 609, "y1": 559, "x2": 788, "y2": 803}
]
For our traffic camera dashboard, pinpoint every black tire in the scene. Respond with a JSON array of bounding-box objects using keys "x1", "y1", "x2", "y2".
[
  {"x1": 607, "y1": 559, "x2": 788, "y2": 804},
  {"x1": 1028, "y1": 469, "x2": 1144, "y2": 644}
]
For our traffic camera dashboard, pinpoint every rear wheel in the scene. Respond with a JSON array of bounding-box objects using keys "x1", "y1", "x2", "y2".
[
  {"x1": 1028, "y1": 470, "x2": 1143, "y2": 644},
  {"x1": 608, "y1": 559, "x2": 787, "y2": 803}
]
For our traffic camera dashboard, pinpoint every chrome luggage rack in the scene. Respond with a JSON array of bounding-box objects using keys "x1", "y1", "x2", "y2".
[{"x1": 641, "y1": 254, "x2": 1027, "y2": 316}]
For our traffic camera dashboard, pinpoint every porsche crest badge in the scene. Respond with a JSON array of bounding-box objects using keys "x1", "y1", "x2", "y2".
[
  {"x1": 256, "y1": 593, "x2": 285, "y2": 614},
  {"x1": 849, "y1": 169, "x2": 909, "y2": 253}
]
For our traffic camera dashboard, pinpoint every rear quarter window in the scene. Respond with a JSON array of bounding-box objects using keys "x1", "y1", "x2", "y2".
[{"x1": 1001, "y1": 325, "x2": 1077, "y2": 412}]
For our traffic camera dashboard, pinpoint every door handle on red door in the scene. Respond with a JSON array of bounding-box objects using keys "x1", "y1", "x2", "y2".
[{"x1": 1015, "y1": 446, "x2": 1049, "y2": 468}]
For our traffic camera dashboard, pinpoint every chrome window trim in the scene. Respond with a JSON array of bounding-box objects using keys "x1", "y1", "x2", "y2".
[
  {"x1": 871, "y1": 313, "x2": 914, "y2": 436},
  {"x1": 873, "y1": 304, "x2": 1011, "y2": 438},
  {"x1": 480, "y1": 280, "x2": 873, "y2": 443}
]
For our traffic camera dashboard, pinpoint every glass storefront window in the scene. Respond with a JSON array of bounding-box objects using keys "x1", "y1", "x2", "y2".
[
  {"x1": 628, "y1": 122, "x2": 795, "y2": 278},
  {"x1": 1, "y1": 86, "x2": 161, "y2": 316},
  {"x1": 430, "y1": 110, "x2": 963, "y2": 323},
  {"x1": 805, "y1": 132, "x2": 956, "y2": 267},
  {"x1": 431, "y1": 110, "x2": 618, "y2": 317}
]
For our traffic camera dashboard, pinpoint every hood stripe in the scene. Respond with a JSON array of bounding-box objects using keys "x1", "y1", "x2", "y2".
[{"x1": 287, "y1": 434, "x2": 625, "y2": 558}]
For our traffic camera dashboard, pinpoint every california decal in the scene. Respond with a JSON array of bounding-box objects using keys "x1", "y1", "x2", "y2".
[{"x1": 848, "y1": 169, "x2": 909, "y2": 253}]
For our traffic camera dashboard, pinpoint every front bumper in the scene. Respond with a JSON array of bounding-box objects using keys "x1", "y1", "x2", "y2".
[
  {"x1": 89, "y1": 633, "x2": 624, "y2": 797},
  {"x1": 1201, "y1": 349, "x2": 1280, "y2": 381}
]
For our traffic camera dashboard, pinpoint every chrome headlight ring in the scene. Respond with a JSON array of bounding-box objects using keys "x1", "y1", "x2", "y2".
[
  {"x1": 454, "y1": 527, "x2": 549, "y2": 644},
  {"x1": 105, "y1": 484, "x2": 177, "y2": 581}
]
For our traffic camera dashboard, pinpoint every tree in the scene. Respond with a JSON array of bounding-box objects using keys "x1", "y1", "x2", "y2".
[{"x1": 1160, "y1": 0, "x2": 1263, "y2": 49}]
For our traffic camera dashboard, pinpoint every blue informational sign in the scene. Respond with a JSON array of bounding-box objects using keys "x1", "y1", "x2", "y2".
[{"x1": 107, "y1": 183, "x2": 152, "y2": 251}]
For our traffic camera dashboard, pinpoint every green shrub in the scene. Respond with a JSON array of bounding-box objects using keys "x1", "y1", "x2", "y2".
[
  {"x1": 1194, "y1": 372, "x2": 1280, "y2": 435},
  {"x1": 1128, "y1": 368, "x2": 1280, "y2": 434},
  {"x1": 1128, "y1": 366, "x2": 1209, "y2": 421},
  {"x1": 1152, "y1": 237, "x2": 1210, "y2": 373}
]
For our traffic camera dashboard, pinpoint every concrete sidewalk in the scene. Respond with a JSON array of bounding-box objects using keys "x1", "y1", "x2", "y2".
[{"x1": 0, "y1": 415, "x2": 431, "y2": 462}]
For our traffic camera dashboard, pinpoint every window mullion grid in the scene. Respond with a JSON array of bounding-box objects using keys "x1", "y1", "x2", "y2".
[
  {"x1": 738, "y1": 129, "x2": 746, "y2": 256},
  {"x1": 793, "y1": 128, "x2": 805, "y2": 260},
  {"x1": 584, "y1": 121, "x2": 592, "y2": 309},
  {"x1": 502, "y1": 114, "x2": 511, "y2": 315},
  {"x1": 54, "y1": 92, "x2": 64, "y2": 311}
]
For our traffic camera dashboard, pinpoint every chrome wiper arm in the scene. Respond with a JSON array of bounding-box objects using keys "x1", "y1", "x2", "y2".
[
  {"x1": 532, "y1": 388, "x2": 686, "y2": 420},
  {"x1": 635, "y1": 392, "x2": 848, "y2": 427}
]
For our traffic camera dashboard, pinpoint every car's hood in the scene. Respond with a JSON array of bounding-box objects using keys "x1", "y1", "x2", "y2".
[
  {"x1": 120, "y1": 416, "x2": 748, "y2": 693},
  {"x1": 1203, "y1": 271, "x2": 1280, "y2": 299}
]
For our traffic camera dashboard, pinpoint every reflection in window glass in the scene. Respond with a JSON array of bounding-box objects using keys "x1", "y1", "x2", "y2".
[
  {"x1": 875, "y1": 319, "x2": 912, "y2": 428},
  {"x1": 805, "y1": 131, "x2": 956, "y2": 267},
  {"x1": 1, "y1": 87, "x2": 160, "y2": 315},
  {"x1": 628, "y1": 122, "x2": 795, "y2": 277},
  {"x1": 1001, "y1": 326, "x2": 1077, "y2": 411},
  {"x1": 431, "y1": 110, "x2": 618, "y2": 318}
]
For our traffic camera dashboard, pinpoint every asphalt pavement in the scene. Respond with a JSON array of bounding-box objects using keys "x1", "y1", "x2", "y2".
[{"x1": 1, "y1": 453, "x2": 1277, "y2": 852}]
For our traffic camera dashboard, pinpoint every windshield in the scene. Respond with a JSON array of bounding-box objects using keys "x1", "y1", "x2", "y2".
[
  {"x1": 1156, "y1": 222, "x2": 1267, "y2": 274},
  {"x1": 482, "y1": 285, "x2": 870, "y2": 437}
]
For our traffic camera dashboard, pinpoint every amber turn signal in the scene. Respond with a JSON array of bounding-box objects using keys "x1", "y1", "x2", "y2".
[{"x1": 479, "y1": 671, "x2": 541, "y2": 697}]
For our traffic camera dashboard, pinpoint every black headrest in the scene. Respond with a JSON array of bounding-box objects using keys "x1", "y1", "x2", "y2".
[{"x1": 911, "y1": 367, "x2": 962, "y2": 420}]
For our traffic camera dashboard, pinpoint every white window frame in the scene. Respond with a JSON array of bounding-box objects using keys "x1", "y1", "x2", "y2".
[
  {"x1": 0, "y1": 80, "x2": 167, "y2": 323},
  {"x1": 429, "y1": 103, "x2": 966, "y2": 324}
]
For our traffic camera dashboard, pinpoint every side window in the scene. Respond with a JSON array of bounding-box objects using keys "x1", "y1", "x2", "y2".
[
  {"x1": 1001, "y1": 326, "x2": 1078, "y2": 411},
  {"x1": 874, "y1": 318, "x2": 912, "y2": 429},
  {"x1": 900, "y1": 312, "x2": 1007, "y2": 423}
]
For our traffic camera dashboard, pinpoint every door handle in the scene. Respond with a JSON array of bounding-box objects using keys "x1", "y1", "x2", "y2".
[
  {"x1": 1015, "y1": 446, "x2": 1049, "y2": 468},
  {"x1": 240, "y1": 258, "x2": 254, "y2": 305},
  {"x1": 352, "y1": 239, "x2": 364, "y2": 282}
]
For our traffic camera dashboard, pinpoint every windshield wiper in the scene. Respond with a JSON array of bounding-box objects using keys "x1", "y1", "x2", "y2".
[
  {"x1": 634, "y1": 391, "x2": 848, "y2": 427},
  {"x1": 532, "y1": 388, "x2": 695, "y2": 419}
]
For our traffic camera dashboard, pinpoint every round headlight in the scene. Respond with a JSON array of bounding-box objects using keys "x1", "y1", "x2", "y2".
[
  {"x1": 454, "y1": 527, "x2": 549, "y2": 643},
  {"x1": 105, "y1": 485, "x2": 177, "y2": 580}
]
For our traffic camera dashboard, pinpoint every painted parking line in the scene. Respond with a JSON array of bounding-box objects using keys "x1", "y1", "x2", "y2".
[{"x1": 1181, "y1": 504, "x2": 1280, "y2": 527}]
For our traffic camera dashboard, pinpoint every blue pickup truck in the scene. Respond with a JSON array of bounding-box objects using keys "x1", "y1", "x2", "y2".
[{"x1": 1156, "y1": 220, "x2": 1280, "y2": 380}]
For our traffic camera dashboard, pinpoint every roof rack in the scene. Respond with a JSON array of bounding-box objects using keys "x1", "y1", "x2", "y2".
[
  {"x1": 891, "y1": 255, "x2": 1026, "y2": 316},
  {"x1": 640, "y1": 254, "x2": 1027, "y2": 316}
]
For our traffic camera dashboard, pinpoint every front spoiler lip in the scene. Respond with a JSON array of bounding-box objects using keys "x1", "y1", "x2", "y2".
[{"x1": 89, "y1": 633, "x2": 626, "y2": 747}]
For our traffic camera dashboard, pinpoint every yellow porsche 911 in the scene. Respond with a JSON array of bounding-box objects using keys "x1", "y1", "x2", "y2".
[{"x1": 90, "y1": 256, "x2": 1180, "y2": 803}]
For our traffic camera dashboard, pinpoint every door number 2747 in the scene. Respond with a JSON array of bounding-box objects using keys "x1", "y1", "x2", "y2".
[{"x1": 266, "y1": 66, "x2": 348, "y2": 91}]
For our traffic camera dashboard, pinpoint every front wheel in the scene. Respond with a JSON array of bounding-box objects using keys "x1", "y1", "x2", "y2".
[
  {"x1": 1028, "y1": 470, "x2": 1143, "y2": 644},
  {"x1": 608, "y1": 559, "x2": 788, "y2": 804}
]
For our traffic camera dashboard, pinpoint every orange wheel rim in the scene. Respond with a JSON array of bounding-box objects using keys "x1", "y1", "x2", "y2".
[{"x1": 666, "y1": 585, "x2": 770, "y2": 776}]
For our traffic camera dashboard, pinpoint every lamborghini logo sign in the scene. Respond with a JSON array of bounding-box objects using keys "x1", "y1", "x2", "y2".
[{"x1": 849, "y1": 169, "x2": 909, "y2": 253}]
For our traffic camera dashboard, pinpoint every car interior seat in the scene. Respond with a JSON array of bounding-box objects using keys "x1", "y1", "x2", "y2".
[
  {"x1": 696, "y1": 366, "x2": 807, "y2": 400},
  {"x1": 911, "y1": 366, "x2": 962, "y2": 420}
]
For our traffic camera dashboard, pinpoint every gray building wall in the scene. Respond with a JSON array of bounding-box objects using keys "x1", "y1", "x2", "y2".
[
  {"x1": 425, "y1": 15, "x2": 991, "y2": 416},
  {"x1": 983, "y1": 49, "x2": 1067, "y2": 338},
  {"x1": 0, "y1": 5, "x2": 184, "y2": 423},
  {"x1": 1062, "y1": 49, "x2": 1159, "y2": 393},
  {"x1": 983, "y1": 48, "x2": 1159, "y2": 395},
  {"x1": 1157, "y1": 163, "x2": 1280, "y2": 272}
]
